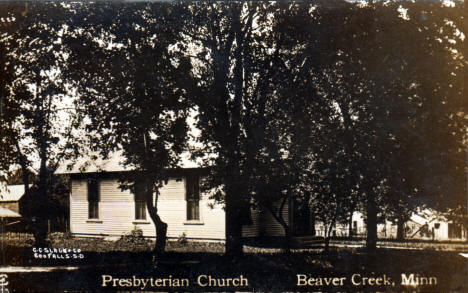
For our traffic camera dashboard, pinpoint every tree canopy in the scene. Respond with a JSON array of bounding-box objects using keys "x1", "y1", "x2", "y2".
[
  {"x1": 0, "y1": 3, "x2": 85, "y2": 245},
  {"x1": 0, "y1": 1, "x2": 465, "y2": 254}
]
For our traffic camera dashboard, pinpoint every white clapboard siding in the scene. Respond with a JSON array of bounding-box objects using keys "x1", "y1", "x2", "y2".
[
  {"x1": 242, "y1": 208, "x2": 261, "y2": 237},
  {"x1": 70, "y1": 177, "x2": 225, "y2": 240},
  {"x1": 260, "y1": 201, "x2": 289, "y2": 237},
  {"x1": 241, "y1": 202, "x2": 290, "y2": 238}
]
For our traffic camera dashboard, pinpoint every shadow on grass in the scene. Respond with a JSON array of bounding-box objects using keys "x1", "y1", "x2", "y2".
[{"x1": 2, "y1": 244, "x2": 468, "y2": 292}]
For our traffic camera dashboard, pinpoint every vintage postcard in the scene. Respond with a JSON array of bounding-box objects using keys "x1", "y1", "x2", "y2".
[{"x1": 0, "y1": 1, "x2": 466, "y2": 292}]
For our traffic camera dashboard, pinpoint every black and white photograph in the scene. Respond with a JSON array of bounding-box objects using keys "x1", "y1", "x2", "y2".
[{"x1": 0, "y1": 0, "x2": 466, "y2": 292}]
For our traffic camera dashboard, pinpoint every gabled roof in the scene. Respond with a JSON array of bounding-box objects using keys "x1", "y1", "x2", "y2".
[
  {"x1": 410, "y1": 208, "x2": 448, "y2": 225},
  {"x1": 0, "y1": 206, "x2": 21, "y2": 217},
  {"x1": 0, "y1": 185, "x2": 26, "y2": 202},
  {"x1": 55, "y1": 150, "x2": 201, "y2": 174}
]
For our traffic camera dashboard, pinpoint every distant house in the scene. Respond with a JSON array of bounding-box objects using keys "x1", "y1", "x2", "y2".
[
  {"x1": 315, "y1": 209, "x2": 468, "y2": 241},
  {"x1": 55, "y1": 152, "x2": 291, "y2": 241},
  {"x1": 0, "y1": 185, "x2": 28, "y2": 231},
  {"x1": 0, "y1": 185, "x2": 26, "y2": 214},
  {"x1": 404, "y1": 209, "x2": 468, "y2": 241}
]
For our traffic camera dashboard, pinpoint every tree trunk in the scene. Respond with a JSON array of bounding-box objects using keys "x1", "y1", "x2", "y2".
[
  {"x1": 324, "y1": 223, "x2": 330, "y2": 254},
  {"x1": 20, "y1": 164, "x2": 29, "y2": 196},
  {"x1": 33, "y1": 157, "x2": 49, "y2": 247},
  {"x1": 396, "y1": 217, "x2": 405, "y2": 241},
  {"x1": 310, "y1": 213, "x2": 316, "y2": 237},
  {"x1": 141, "y1": 132, "x2": 168, "y2": 258},
  {"x1": 282, "y1": 224, "x2": 291, "y2": 253},
  {"x1": 366, "y1": 194, "x2": 377, "y2": 253},
  {"x1": 225, "y1": 196, "x2": 243, "y2": 257},
  {"x1": 16, "y1": 141, "x2": 30, "y2": 217},
  {"x1": 146, "y1": 188, "x2": 167, "y2": 258},
  {"x1": 325, "y1": 210, "x2": 338, "y2": 255},
  {"x1": 265, "y1": 212, "x2": 290, "y2": 252},
  {"x1": 277, "y1": 213, "x2": 290, "y2": 253},
  {"x1": 153, "y1": 215, "x2": 168, "y2": 256},
  {"x1": 266, "y1": 197, "x2": 290, "y2": 253},
  {"x1": 348, "y1": 210, "x2": 354, "y2": 239}
]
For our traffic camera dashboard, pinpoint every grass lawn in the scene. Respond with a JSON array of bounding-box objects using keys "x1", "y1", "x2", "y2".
[{"x1": 1, "y1": 233, "x2": 467, "y2": 292}]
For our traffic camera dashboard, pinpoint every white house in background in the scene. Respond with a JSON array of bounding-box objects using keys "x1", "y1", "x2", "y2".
[
  {"x1": 0, "y1": 184, "x2": 29, "y2": 231},
  {"x1": 55, "y1": 152, "x2": 290, "y2": 241},
  {"x1": 404, "y1": 209, "x2": 468, "y2": 240},
  {"x1": 317, "y1": 209, "x2": 468, "y2": 241},
  {"x1": 0, "y1": 185, "x2": 26, "y2": 215}
]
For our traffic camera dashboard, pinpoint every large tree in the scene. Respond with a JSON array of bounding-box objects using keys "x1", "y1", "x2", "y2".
[
  {"x1": 179, "y1": 2, "x2": 268, "y2": 256},
  {"x1": 245, "y1": 2, "x2": 350, "y2": 251},
  {"x1": 179, "y1": 2, "x2": 335, "y2": 255},
  {"x1": 320, "y1": 1, "x2": 467, "y2": 248},
  {"x1": 68, "y1": 3, "x2": 195, "y2": 256},
  {"x1": 0, "y1": 3, "x2": 85, "y2": 245}
]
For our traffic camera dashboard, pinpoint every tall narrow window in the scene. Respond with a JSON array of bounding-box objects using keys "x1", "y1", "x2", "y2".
[
  {"x1": 186, "y1": 174, "x2": 200, "y2": 221},
  {"x1": 88, "y1": 177, "x2": 99, "y2": 219},
  {"x1": 134, "y1": 182, "x2": 147, "y2": 220}
]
